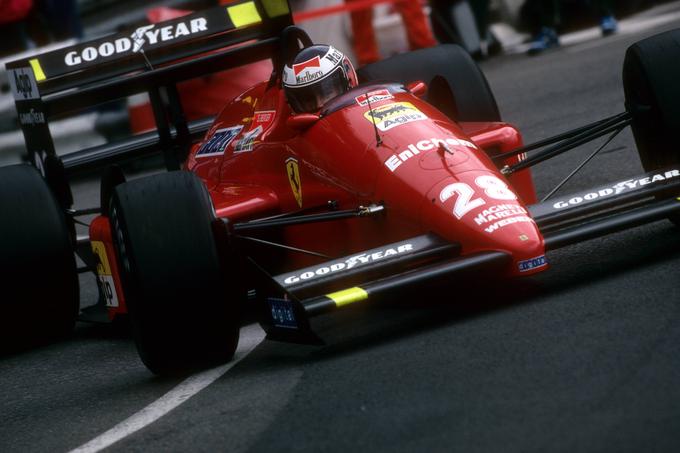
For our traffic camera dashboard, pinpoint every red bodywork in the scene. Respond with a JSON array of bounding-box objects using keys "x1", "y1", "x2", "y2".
[{"x1": 91, "y1": 79, "x2": 546, "y2": 318}]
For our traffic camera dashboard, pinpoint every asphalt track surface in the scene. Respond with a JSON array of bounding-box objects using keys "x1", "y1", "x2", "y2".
[{"x1": 3, "y1": 15, "x2": 680, "y2": 453}]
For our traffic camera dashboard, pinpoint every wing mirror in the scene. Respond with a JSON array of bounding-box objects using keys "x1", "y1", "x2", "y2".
[
  {"x1": 406, "y1": 81, "x2": 427, "y2": 98},
  {"x1": 287, "y1": 114, "x2": 320, "y2": 131}
]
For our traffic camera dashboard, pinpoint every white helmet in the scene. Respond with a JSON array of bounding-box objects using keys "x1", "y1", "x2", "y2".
[{"x1": 283, "y1": 44, "x2": 358, "y2": 113}]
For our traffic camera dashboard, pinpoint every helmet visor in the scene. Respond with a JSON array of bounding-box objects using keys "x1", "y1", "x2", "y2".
[{"x1": 287, "y1": 67, "x2": 348, "y2": 113}]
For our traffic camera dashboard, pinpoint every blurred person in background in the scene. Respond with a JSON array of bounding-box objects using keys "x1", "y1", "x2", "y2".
[
  {"x1": 345, "y1": 0, "x2": 437, "y2": 66},
  {"x1": 430, "y1": 0, "x2": 501, "y2": 59},
  {"x1": 0, "y1": 0, "x2": 34, "y2": 55},
  {"x1": 526, "y1": 0, "x2": 618, "y2": 55},
  {"x1": 35, "y1": 0, "x2": 83, "y2": 41}
]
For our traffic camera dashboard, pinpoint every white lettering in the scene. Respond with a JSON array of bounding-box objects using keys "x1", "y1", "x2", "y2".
[
  {"x1": 417, "y1": 140, "x2": 434, "y2": 151},
  {"x1": 398, "y1": 149, "x2": 413, "y2": 161},
  {"x1": 191, "y1": 17, "x2": 208, "y2": 33},
  {"x1": 82, "y1": 47, "x2": 97, "y2": 62},
  {"x1": 282, "y1": 243, "x2": 415, "y2": 286},
  {"x1": 175, "y1": 22, "x2": 190, "y2": 37},
  {"x1": 115, "y1": 37, "x2": 131, "y2": 53},
  {"x1": 385, "y1": 155, "x2": 401, "y2": 172},
  {"x1": 145, "y1": 28, "x2": 161, "y2": 45},
  {"x1": 99, "y1": 42, "x2": 115, "y2": 57},
  {"x1": 160, "y1": 26, "x2": 173, "y2": 42},
  {"x1": 65, "y1": 51, "x2": 80, "y2": 66},
  {"x1": 62, "y1": 18, "x2": 208, "y2": 67}
]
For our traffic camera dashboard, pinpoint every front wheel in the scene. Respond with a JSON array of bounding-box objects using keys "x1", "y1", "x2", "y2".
[
  {"x1": 623, "y1": 29, "x2": 680, "y2": 224},
  {"x1": 110, "y1": 171, "x2": 241, "y2": 375},
  {"x1": 357, "y1": 44, "x2": 501, "y2": 123}
]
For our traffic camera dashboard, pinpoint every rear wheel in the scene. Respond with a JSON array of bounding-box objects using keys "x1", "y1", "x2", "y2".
[
  {"x1": 0, "y1": 164, "x2": 79, "y2": 350},
  {"x1": 357, "y1": 44, "x2": 500, "y2": 122},
  {"x1": 623, "y1": 29, "x2": 680, "y2": 224},
  {"x1": 110, "y1": 171, "x2": 241, "y2": 375}
]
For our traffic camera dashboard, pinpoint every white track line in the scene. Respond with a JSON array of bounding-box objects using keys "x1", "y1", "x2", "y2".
[{"x1": 69, "y1": 325, "x2": 266, "y2": 453}]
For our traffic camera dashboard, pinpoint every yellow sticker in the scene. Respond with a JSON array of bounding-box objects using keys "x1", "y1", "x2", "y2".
[
  {"x1": 29, "y1": 59, "x2": 46, "y2": 82},
  {"x1": 261, "y1": 0, "x2": 290, "y2": 17},
  {"x1": 91, "y1": 241, "x2": 112, "y2": 276},
  {"x1": 327, "y1": 287, "x2": 368, "y2": 307},
  {"x1": 227, "y1": 2, "x2": 262, "y2": 28},
  {"x1": 286, "y1": 157, "x2": 303, "y2": 208},
  {"x1": 363, "y1": 102, "x2": 427, "y2": 131}
]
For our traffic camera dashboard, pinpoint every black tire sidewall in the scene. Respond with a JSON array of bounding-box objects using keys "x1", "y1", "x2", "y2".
[
  {"x1": 110, "y1": 172, "x2": 240, "y2": 375},
  {"x1": 624, "y1": 30, "x2": 680, "y2": 224},
  {"x1": 0, "y1": 165, "x2": 78, "y2": 348},
  {"x1": 357, "y1": 44, "x2": 500, "y2": 122}
]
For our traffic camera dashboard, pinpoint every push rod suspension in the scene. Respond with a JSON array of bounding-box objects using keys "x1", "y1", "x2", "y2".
[
  {"x1": 493, "y1": 112, "x2": 631, "y2": 163},
  {"x1": 501, "y1": 113, "x2": 632, "y2": 175},
  {"x1": 232, "y1": 204, "x2": 385, "y2": 233}
]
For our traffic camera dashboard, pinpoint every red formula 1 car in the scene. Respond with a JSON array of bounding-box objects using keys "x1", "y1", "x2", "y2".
[{"x1": 2, "y1": 0, "x2": 680, "y2": 374}]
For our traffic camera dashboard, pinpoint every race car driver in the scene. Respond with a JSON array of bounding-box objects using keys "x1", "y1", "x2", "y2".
[{"x1": 282, "y1": 44, "x2": 358, "y2": 113}]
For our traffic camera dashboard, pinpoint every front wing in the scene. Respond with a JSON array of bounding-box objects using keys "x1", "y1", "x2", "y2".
[{"x1": 251, "y1": 166, "x2": 680, "y2": 344}]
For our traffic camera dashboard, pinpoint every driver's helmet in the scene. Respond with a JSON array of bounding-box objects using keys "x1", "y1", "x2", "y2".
[{"x1": 283, "y1": 44, "x2": 358, "y2": 113}]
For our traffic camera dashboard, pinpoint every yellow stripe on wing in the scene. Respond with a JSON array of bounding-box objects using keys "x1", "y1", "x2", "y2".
[
  {"x1": 29, "y1": 59, "x2": 46, "y2": 82},
  {"x1": 326, "y1": 287, "x2": 368, "y2": 307},
  {"x1": 227, "y1": 2, "x2": 262, "y2": 28}
]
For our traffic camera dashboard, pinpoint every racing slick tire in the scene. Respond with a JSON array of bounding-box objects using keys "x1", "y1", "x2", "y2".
[
  {"x1": 110, "y1": 171, "x2": 241, "y2": 375},
  {"x1": 0, "y1": 164, "x2": 79, "y2": 349},
  {"x1": 357, "y1": 44, "x2": 501, "y2": 122},
  {"x1": 623, "y1": 30, "x2": 680, "y2": 224}
]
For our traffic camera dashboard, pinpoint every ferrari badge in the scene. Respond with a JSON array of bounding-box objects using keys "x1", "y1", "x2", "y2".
[{"x1": 286, "y1": 157, "x2": 302, "y2": 208}]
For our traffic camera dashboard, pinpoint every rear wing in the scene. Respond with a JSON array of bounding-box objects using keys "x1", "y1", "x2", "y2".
[{"x1": 5, "y1": 0, "x2": 292, "y2": 174}]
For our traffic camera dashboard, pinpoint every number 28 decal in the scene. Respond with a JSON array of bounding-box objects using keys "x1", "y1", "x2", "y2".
[{"x1": 439, "y1": 175, "x2": 517, "y2": 219}]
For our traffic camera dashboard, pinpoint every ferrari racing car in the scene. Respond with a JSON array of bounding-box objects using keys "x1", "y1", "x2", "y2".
[{"x1": 2, "y1": 0, "x2": 679, "y2": 375}]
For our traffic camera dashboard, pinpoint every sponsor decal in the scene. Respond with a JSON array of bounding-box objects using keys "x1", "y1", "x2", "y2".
[
  {"x1": 286, "y1": 157, "x2": 303, "y2": 208},
  {"x1": 8, "y1": 68, "x2": 39, "y2": 100},
  {"x1": 324, "y1": 47, "x2": 343, "y2": 65},
  {"x1": 253, "y1": 110, "x2": 276, "y2": 127},
  {"x1": 64, "y1": 17, "x2": 208, "y2": 66},
  {"x1": 482, "y1": 215, "x2": 534, "y2": 233},
  {"x1": 91, "y1": 241, "x2": 120, "y2": 308},
  {"x1": 19, "y1": 108, "x2": 46, "y2": 126},
  {"x1": 234, "y1": 125, "x2": 263, "y2": 152},
  {"x1": 293, "y1": 56, "x2": 321, "y2": 76},
  {"x1": 439, "y1": 176, "x2": 531, "y2": 233},
  {"x1": 355, "y1": 89, "x2": 394, "y2": 107},
  {"x1": 518, "y1": 255, "x2": 547, "y2": 273},
  {"x1": 268, "y1": 297, "x2": 298, "y2": 329},
  {"x1": 384, "y1": 137, "x2": 478, "y2": 172},
  {"x1": 519, "y1": 234, "x2": 529, "y2": 242},
  {"x1": 286, "y1": 46, "x2": 344, "y2": 86},
  {"x1": 364, "y1": 102, "x2": 427, "y2": 131},
  {"x1": 292, "y1": 56, "x2": 323, "y2": 84},
  {"x1": 19, "y1": 108, "x2": 45, "y2": 126},
  {"x1": 552, "y1": 170, "x2": 680, "y2": 209},
  {"x1": 196, "y1": 125, "x2": 243, "y2": 157},
  {"x1": 282, "y1": 243, "x2": 414, "y2": 285},
  {"x1": 474, "y1": 204, "x2": 528, "y2": 226}
]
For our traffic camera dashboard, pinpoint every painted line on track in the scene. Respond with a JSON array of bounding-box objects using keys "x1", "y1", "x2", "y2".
[{"x1": 69, "y1": 325, "x2": 266, "y2": 453}]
